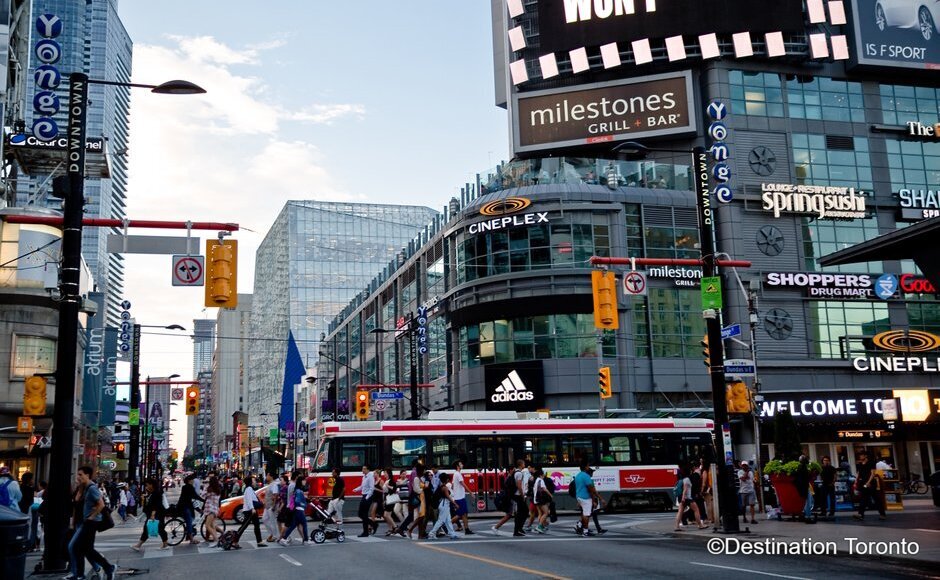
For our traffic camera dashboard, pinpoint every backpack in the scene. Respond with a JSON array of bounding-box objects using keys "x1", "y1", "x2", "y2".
[
  {"x1": 672, "y1": 479, "x2": 684, "y2": 501},
  {"x1": 502, "y1": 472, "x2": 516, "y2": 495},
  {"x1": 526, "y1": 476, "x2": 535, "y2": 500},
  {"x1": 568, "y1": 479, "x2": 577, "y2": 498},
  {"x1": 0, "y1": 480, "x2": 12, "y2": 508},
  {"x1": 544, "y1": 476, "x2": 556, "y2": 494}
]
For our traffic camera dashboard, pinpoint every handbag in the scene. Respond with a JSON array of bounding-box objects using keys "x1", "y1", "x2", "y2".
[
  {"x1": 146, "y1": 519, "x2": 159, "y2": 537},
  {"x1": 252, "y1": 500, "x2": 263, "y2": 511},
  {"x1": 161, "y1": 492, "x2": 169, "y2": 510},
  {"x1": 385, "y1": 493, "x2": 400, "y2": 507},
  {"x1": 97, "y1": 508, "x2": 115, "y2": 532}
]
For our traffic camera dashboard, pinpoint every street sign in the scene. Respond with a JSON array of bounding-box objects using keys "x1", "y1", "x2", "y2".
[
  {"x1": 701, "y1": 276, "x2": 723, "y2": 309},
  {"x1": 622, "y1": 271, "x2": 648, "y2": 296},
  {"x1": 17, "y1": 417, "x2": 33, "y2": 433},
  {"x1": 171, "y1": 388, "x2": 184, "y2": 401},
  {"x1": 128, "y1": 409, "x2": 139, "y2": 426},
  {"x1": 721, "y1": 324, "x2": 742, "y2": 340},
  {"x1": 38, "y1": 435, "x2": 51, "y2": 448},
  {"x1": 108, "y1": 234, "x2": 199, "y2": 255},
  {"x1": 371, "y1": 391, "x2": 404, "y2": 400},
  {"x1": 374, "y1": 399, "x2": 388, "y2": 412},
  {"x1": 269, "y1": 428, "x2": 279, "y2": 446},
  {"x1": 172, "y1": 254, "x2": 205, "y2": 286},
  {"x1": 724, "y1": 358, "x2": 756, "y2": 377},
  {"x1": 477, "y1": 499, "x2": 486, "y2": 511}
]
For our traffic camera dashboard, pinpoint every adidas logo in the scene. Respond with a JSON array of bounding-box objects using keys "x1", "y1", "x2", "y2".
[{"x1": 490, "y1": 370, "x2": 535, "y2": 403}]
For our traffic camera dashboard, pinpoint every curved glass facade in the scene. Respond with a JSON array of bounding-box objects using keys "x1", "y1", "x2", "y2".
[{"x1": 478, "y1": 158, "x2": 691, "y2": 194}]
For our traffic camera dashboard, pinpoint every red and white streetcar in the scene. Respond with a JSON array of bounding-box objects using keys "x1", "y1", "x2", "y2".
[{"x1": 305, "y1": 412, "x2": 714, "y2": 513}]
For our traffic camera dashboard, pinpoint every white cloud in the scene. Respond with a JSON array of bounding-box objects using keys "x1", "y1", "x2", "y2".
[{"x1": 286, "y1": 103, "x2": 367, "y2": 124}]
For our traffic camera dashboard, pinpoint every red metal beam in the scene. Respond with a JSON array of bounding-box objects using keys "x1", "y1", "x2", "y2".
[
  {"x1": 356, "y1": 384, "x2": 436, "y2": 390},
  {"x1": 4, "y1": 215, "x2": 238, "y2": 231},
  {"x1": 590, "y1": 256, "x2": 752, "y2": 268},
  {"x1": 109, "y1": 380, "x2": 200, "y2": 385}
]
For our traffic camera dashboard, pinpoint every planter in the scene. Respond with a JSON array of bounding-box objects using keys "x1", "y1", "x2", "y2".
[{"x1": 769, "y1": 474, "x2": 805, "y2": 516}]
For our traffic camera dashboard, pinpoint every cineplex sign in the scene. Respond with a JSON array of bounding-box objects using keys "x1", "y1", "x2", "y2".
[
  {"x1": 853, "y1": 330, "x2": 940, "y2": 373},
  {"x1": 512, "y1": 71, "x2": 695, "y2": 153}
]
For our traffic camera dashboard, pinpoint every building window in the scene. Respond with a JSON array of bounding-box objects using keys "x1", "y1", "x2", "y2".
[
  {"x1": 427, "y1": 257, "x2": 444, "y2": 295},
  {"x1": 428, "y1": 317, "x2": 447, "y2": 380},
  {"x1": 729, "y1": 70, "x2": 784, "y2": 117},
  {"x1": 880, "y1": 84, "x2": 940, "y2": 126},
  {"x1": 886, "y1": 139, "x2": 940, "y2": 190},
  {"x1": 11, "y1": 335, "x2": 56, "y2": 378},
  {"x1": 802, "y1": 216, "x2": 882, "y2": 273},
  {"x1": 787, "y1": 77, "x2": 865, "y2": 123},
  {"x1": 647, "y1": 289, "x2": 706, "y2": 358},
  {"x1": 792, "y1": 134, "x2": 872, "y2": 190},
  {"x1": 400, "y1": 281, "x2": 416, "y2": 310},
  {"x1": 907, "y1": 302, "x2": 940, "y2": 335},
  {"x1": 808, "y1": 302, "x2": 891, "y2": 359}
]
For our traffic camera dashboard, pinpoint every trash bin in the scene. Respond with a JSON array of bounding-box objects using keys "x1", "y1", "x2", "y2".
[{"x1": 0, "y1": 505, "x2": 29, "y2": 580}]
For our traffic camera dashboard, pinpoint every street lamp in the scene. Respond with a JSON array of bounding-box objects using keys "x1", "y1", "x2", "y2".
[{"x1": 44, "y1": 72, "x2": 204, "y2": 573}]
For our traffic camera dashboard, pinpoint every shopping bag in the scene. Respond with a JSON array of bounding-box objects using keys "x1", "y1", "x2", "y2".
[{"x1": 146, "y1": 519, "x2": 158, "y2": 537}]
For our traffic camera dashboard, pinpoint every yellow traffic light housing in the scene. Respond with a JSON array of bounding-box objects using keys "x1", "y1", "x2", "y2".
[
  {"x1": 23, "y1": 375, "x2": 47, "y2": 416},
  {"x1": 185, "y1": 386, "x2": 200, "y2": 416},
  {"x1": 701, "y1": 335, "x2": 710, "y2": 370},
  {"x1": 598, "y1": 366, "x2": 612, "y2": 399},
  {"x1": 591, "y1": 270, "x2": 619, "y2": 330},
  {"x1": 205, "y1": 239, "x2": 238, "y2": 308},
  {"x1": 355, "y1": 390, "x2": 370, "y2": 420},
  {"x1": 726, "y1": 381, "x2": 752, "y2": 414}
]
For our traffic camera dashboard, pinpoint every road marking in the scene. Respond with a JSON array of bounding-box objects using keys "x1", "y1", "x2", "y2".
[
  {"x1": 913, "y1": 528, "x2": 940, "y2": 533},
  {"x1": 141, "y1": 548, "x2": 174, "y2": 559},
  {"x1": 690, "y1": 562, "x2": 811, "y2": 580},
  {"x1": 419, "y1": 543, "x2": 571, "y2": 580},
  {"x1": 348, "y1": 535, "x2": 386, "y2": 543},
  {"x1": 422, "y1": 536, "x2": 662, "y2": 545},
  {"x1": 279, "y1": 554, "x2": 302, "y2": 567}
]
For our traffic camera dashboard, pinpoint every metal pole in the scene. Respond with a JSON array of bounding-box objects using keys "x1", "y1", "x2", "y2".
[
  {"x1": 748, "y1": 290, "x2": 765, "y2": 513},
  {"x1": 692, "y1": 147, "x2": 740, "y2": 533},
  {"x1": 597, "y1": 332, "x2": 605, "y2": 418},
  {"x1": 128, "y1": 324, "x2": 142, "y2": 482},
  {"x1": 44, "y1": 73, "x2": 88, "y2": 571}
]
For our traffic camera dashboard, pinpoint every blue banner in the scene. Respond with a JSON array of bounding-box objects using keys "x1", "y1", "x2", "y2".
[{"x1": 279, "y1": 331, "x2": 306, "y2": 430}]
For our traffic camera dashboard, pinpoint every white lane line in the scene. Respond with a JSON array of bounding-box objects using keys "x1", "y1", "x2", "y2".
[
  {"x1": 279, "y1": 553, "x2": 302, "y2": 567},
  {"x1": 141, "y1": 548, "x2": 174, "y2": 559},
  {"x1": 423, "y1": 536, "x2": 664, "y2": 545},
  {"x1": 347, "y1": 535, "x2": 385, "y2": 542},
  {"x1": 690, "y1": 561, "x2": 811, "y2": 580},
  {"x1": 913, "y1": 528, "x2": 940, "y2": 533}
]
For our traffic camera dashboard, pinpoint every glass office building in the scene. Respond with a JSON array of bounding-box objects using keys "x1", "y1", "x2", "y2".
[{"x1": 247, "y1": 201, "x2": 439, "y2": 430}]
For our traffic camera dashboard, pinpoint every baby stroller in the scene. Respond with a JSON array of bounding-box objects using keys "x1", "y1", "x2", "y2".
[{"x1": 308, "y1": 499, "x2": 345, "y2": 544}]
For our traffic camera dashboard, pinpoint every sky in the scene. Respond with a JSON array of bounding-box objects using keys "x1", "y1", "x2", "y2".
[{"x1": 114, "y1": 1, "x2": 509, "y2": 452}]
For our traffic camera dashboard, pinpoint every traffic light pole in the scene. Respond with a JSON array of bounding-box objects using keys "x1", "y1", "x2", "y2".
[
  {"x1": 44, "y1": 73, "x2": 88, "y2": 572},
  {"x1": 128, "y1": 324, "x2": 142, "y2": 483},
  {"x1": 692, "y1": 146, "x2": 740, "y2": 534},
  {"x1": 596, "y1": 332, "x2": 606, "y2": 419}
]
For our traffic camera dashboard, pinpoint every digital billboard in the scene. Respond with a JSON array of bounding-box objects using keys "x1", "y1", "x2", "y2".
[
  {"x1": 849, "y1": 0, "x2": 940, "y2": 69},
  {"x1": 536, "y1": 0, "x2": 806, "y2": 54},
  {"x1": 512, "y1": 71, "x2": 696, "y2": 154}
]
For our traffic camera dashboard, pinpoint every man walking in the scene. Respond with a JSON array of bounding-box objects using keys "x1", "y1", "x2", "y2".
[
  {"x1": 70, "y1": 466, "x2": 116, "y2": 580},
  {"x1": 818, "y1": 456, "x2": 837, "y2": 518},
  {"x1": 353, "y1": 465, "x2": 375, "y2": 537},
  {"x1": 512, "y1": 459, "x2": 529, "y2": 537},
  {"x1": 450, "y1": 460, "x2": 473, "y2": 535},
  {"x1": 737, "y1": 461, "x2": 758, "y2": 525},
  {"x1": 574, "y1": 461, "x2": 600, "y2": 537},
  {"x1": 325, "y1": 468, "x2": 345, "y2": 524},
  {"x1": 853, "y1": 452, "x2": 886, "y2": 521},
  {"x1": 262, "y1": 473, "x2": 280, "y2": 543}
]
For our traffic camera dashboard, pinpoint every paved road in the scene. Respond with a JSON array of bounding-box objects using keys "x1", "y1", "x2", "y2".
[{"x1": 28, "y1": 512, "x2": 937, "y2": 579}]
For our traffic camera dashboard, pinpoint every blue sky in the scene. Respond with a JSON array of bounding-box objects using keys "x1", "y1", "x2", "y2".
[{"x1": 114, "y1": 1, "x2": 508, "y2": 449}]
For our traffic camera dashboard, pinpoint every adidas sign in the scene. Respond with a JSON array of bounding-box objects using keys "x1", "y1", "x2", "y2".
[{"x1": 490, "y1": 370, "x2": 535, "y2": 403}]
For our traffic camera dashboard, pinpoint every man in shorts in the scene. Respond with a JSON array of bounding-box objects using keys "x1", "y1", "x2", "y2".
[
  {"x1": 738, "y1": 461, "x2": 758, "y2": 524},
  {"x1": 450, "y1": 460, "x2": 473, "y2": 535},
  {"x1": 573, "y1": 460, "x2": 599, "y2": 537}
]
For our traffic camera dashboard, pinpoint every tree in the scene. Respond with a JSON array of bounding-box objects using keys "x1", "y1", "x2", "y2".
[{"x1": 772, "y1": 410, "x2": 802, "y2": 461}]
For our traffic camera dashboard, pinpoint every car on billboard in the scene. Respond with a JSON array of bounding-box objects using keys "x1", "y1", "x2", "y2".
[{"x1": 875, "y1": 0, "x2": 940, "y2": 41}]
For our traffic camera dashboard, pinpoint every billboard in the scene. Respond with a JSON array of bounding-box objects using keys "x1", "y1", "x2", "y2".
[
  {"x1": 512, "y1": 71, "x2": 695, "y2": 154},
  {"x1": 484, "y1": 361, "x2": 545, "y2": 412},
  {"x1": 849, "y1": 0, "x2": 940, "y2": 69},
  {"x1": 536, "y1": 0, "x2": 806, "y2": 54}
]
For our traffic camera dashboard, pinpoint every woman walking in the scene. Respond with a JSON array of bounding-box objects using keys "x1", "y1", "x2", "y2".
[
  {"x1": 532, "y1": 467, "x2": 552, "y2": 533},
  {"x1": 426, "y1": 473, "x2": 459, "y2": 540},
  {"x1": 278, "y1": 474, "x2": 312, "y2": 546},
  {"x1": 202, "y1": 477, "x2": 222, "y2": 546},
  {"x1": 131, "y1": 479, "x2": 168, "y2": 551},
  {"x1": 178, "y1": 474, "x2": 203, "y2": 545},
  {"x1": 116, "y1": 483, "x2": 128, "y2": 524},
  {"x1": 231, "y1": 475, "x2": 266, "y2": 549},
  {"x1": 407, "y1": 465, "x2": 429, "y2": 539}
]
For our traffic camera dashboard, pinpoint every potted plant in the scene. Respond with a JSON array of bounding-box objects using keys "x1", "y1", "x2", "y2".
[{"x1": 764, "y1": 459, "x2": 823, "y2": 516}]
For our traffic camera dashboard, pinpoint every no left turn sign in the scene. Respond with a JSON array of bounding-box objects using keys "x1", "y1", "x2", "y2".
[
  {"x1": 172, "y1": 255, "x2": 205, "y2": 286},
  {"x1": 622, "y1": 271, "x2": 648, "y2": 296}
]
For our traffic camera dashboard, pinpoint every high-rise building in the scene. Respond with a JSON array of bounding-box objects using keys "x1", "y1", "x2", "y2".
[
  {"x1": 188, "y1": 318, "x2": 215, "y2": 455},
  {"x1": 192, "y1": 318, "x2": 216, "y2": 376},
  {"x1": 247, "y1": 201, "x2": 439, "y2": 433},
  {"x1": 16, "y1": 0, "x2": 132, "y2": 326},
  {"x1": 211, "y1": 294, "x2": 252, "y2": 457}
]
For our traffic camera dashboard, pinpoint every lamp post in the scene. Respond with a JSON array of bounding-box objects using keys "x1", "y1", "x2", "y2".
[
  {"x1": 613, "y1": 141, "x2": 740, "y2": 534},
  {"x1": 371, "y1": 323, "x2": 419, "y2": 420},
  {"x1": 44, "y1": 74, "x2": 204, "y2": 572}
]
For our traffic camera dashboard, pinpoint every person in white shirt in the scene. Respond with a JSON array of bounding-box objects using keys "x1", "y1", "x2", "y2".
[
  {"x1": 261, "y1": 473, "x2": 280, "y2": 543},
  {"x1": 118, "y1": 484, "x2": 129, "y2": 523},
  {"x1": 353, "y1": 465, "x2": 375, "y2": 537},
  {"x1": 232, "y1": 475, "x2": 267, "y2": 549},
  {"x1": 449, "y1": 460, "x2": 474, "y2": 535}
]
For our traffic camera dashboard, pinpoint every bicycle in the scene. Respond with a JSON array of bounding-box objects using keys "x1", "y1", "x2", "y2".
[
  {"x1": 165, "y1": 506, "x2": 227, "y2": 546},
  {"x1": 901, "y1": 474, "x2": 929, "y2": 495}
]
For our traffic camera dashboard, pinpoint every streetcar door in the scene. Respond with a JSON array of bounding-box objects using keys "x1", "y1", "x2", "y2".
[{"x1": 474, "y1": 436, "x2": 516, "y2": 498}]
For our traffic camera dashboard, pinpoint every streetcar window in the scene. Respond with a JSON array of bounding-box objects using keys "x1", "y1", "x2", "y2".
[
  {"x1": 560, "y1": 436, "x2": 594, "y2": 465},
  {"x1": 432, "y1": 438, "x2": 473, "y2": 468},
  {"x1": 637, "y1": 434, "x2": 668, "y2": 464},
  {"x1": 340, "y1": 439, "x2": 378, "y2": 470},
  {"x1": 523, "y1": 437, "x2": 558, "y2": 466},
  {"x1": 598, "y1": 436, "x2": 632, "y2": 464},
  {"x1": 675, "y1": 434, "x2": 712, "y2": 466},
  {"x1": 391, "y1": 438, "x2": 427, "y2": 468}
]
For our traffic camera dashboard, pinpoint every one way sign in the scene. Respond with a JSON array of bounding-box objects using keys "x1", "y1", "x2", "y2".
[{"x1": 172, "y1": 255, "x2": 205, "y2": 286}]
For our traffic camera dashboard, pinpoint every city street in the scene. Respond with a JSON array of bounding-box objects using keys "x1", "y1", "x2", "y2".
[{"x1": 26, "y1": 504, "x2": 938, "y2": 579}]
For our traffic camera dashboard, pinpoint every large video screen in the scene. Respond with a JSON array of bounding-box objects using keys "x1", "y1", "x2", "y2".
[
  {"x1": 849, "y1": 0, "x2": 940, "y2": 69},
  {"x1": 536, "y1": 0, "x2": 806, "y2": 54}
]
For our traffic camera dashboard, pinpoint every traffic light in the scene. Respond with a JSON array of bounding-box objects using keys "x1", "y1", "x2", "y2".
[
  {"x1": 115, "y1": 443, "x2": 126, "y2": 459},
  {"x1": 591, "y1": 270, "x2": 619, "y2": 330},
  {"x1": 205, "y1": 239, "x2": 238, "y2": 308},
  {"x1": 355, "y1": 390, "x2": 370, "y2": 420},
  {"x1": 726, "y1": 381, "x2": 752, "y2": 414},
  {"x1": 23, "y1": 375, "x2": 47, "y2": 416},
  {"x1": 598, "y1": 366, "x2": 612, "y2": 399},
  {"x1": 185, "y1": 386, "x2": 200, "y2": 416},
  {"x1": 700, "y1": 335, "x2": 710, "y2": 369}
]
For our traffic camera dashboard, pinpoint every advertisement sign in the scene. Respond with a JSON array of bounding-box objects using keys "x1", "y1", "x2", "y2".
[
  {"x1": 546, "y1": 468, "x2": 619, "y2": 492},
  {"x1": 512, "y1": 71, "x2": 696, "y2": 154},
  {"x1": 852, "y1": 329, "x2": 940, "y2": 372},
  {"x1": 848, "y1": 0, "x2": 940, "y2": 70},
  {"x1": 32, "y1": 13, "x2": 63, "y2": 141},
  {"x1": 647, "y1": 265, "x2": 702, "y2": 288},
  {"x1": 535, "y1": 0, "x2": 805, "y2": 54},
  {"x1": 619, "y1": 468, "x2": 677, "y2": 490},
  {"x1": 759, "y1": 389, "x2": 940, "y2": 423},
  {"x1": 761, "y1": 184, "x2": 867, "y2": 220},
  {"x1": 764, "y1": 272, "x2": 888, "y2": 300},
  {"x1": 898, "y1": 188, "x2": 940, "y2": 221},
  {"x1": 484, "y1": 361, "x2": 545, "y2": 412}
]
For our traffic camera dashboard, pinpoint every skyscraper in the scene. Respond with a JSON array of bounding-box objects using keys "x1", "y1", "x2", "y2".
[
  {"x1": 18, "y1": 0, "x2": 132, "y2": 326},
  {"x1": 192, "y1": 318, "x2": 216, "y2": 376},
  {"x1": 211, "y1": 294, "x2": 252, "y2": 456},
  {"x1": 248, "y1": 201, "x2": 439, "y2": 432},
  {"x1": 188, "y1": 318, "x2": 215, "y2": 455}
]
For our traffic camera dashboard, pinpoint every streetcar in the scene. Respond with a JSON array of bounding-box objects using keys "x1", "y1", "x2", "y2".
[{"x1": 305, "y1": 412, "x2": 714, "y2": 514}]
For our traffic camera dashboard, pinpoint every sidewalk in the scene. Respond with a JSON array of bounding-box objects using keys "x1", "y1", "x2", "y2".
[{"x1": 635, "y1": 497, "x2": 939, "y2": 565}]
